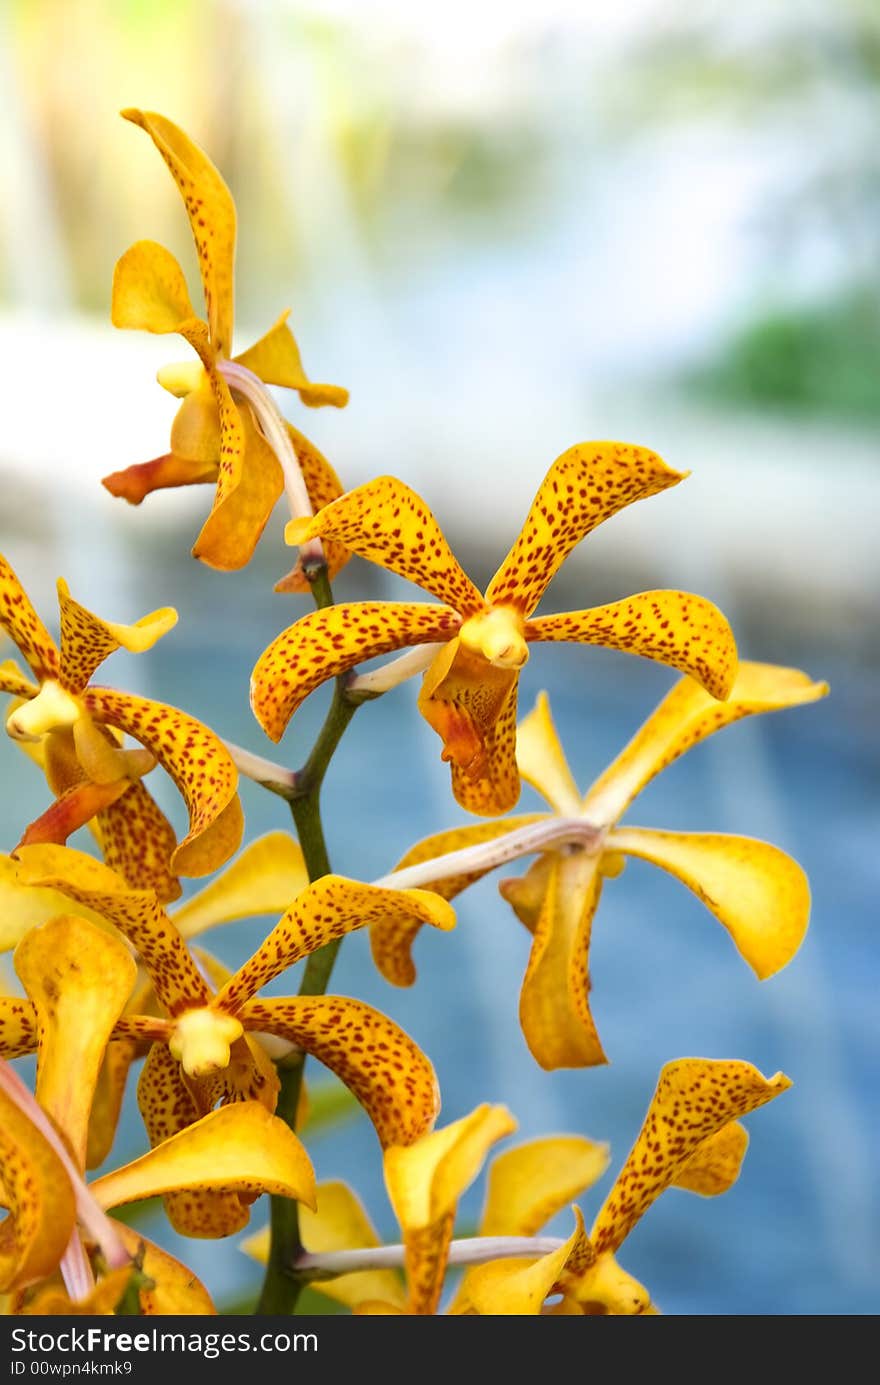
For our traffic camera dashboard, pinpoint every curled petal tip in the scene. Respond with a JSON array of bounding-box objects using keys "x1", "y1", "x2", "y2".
[{"x1": 284, "y1": 517, "x2": 313, "y2": 547}]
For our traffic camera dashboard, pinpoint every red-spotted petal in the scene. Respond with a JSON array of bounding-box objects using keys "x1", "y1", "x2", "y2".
[{"x1": 0, "y1": 554, "x2": 60, "y2": 682}]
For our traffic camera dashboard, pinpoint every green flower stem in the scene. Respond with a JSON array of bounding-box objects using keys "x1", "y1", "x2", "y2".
[{"x1": 256, "y1": 564, "x2": 365, "y2": 1315}]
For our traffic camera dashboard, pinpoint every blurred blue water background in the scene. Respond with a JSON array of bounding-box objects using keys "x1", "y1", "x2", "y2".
[{"x1": 1, "y1": 0, "x2": 878, "y2": 1316}]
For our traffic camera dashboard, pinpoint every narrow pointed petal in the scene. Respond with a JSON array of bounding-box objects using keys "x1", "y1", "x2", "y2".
[
  {"x1": 0, "y1": 1082, "x2": 76, "y2": 1292},
  {"x1": 519, "y1": 852, "x2": 607, "y2": 1069},
  {"x1": 290, "y1": 475, "x2": 484, "y2": 613},
  {"x1": 485, "y1": 443, "x2": 686, "y2": 616},
  {"x1": 0, "y1": 997, "x2": 37, "y2": 1057},
  {"x1": 81, "y1": 687, "x2": 242, "y2": 877},
  {"x1": 86, "y1": 1038, "x2": 140, "y2": 1170},
  {"x1": 122, "y1": 111, "x2": 236, "y2": 356},
  {"x1": 418, "y1": 640, "x2": 521, "y2": 816},
  {"x1": 274, "y1": 424, "x2": 351, "y2": 592},
  {"x1": 102, "y1": 453, "x2": 218, "y2": 506},
  {"x1": 192, "y1": 401, "x2": 284, "y2": 571},
  {"x1": 515, "y1": 691, "x2": 583, "y2": 814},
  {"x1": 56, "y1": 579, "x2": 177, "y2": 694},
  {"x1": 242, "y1": 995, "x2": 439, "y2": 1148},
  {"x1": 607, "y1": 828, "x2": 810, "y2": 979},
  {"x1": 111, "y1": 1224, "x2": 216, "y2": 1314},
  {"x1": 499, "y1": 853, "x2": 555, "y2": 931},
  {"x1": 215, "y1": 876, "x2": 455, "y2": 1014},
  {"x1": 482, "y1": 1137, "x2": 611, "y2": 1236},
  {"x1": 0, "y1": 852, "x2": 107, "y2": 953},
  {"x1": 171, "y1": 832, "x2": 308, "y2": 940},
  {"x1": 583, "y1": 661, "x2": 830, "y2": 825},
  {"x1": 0, "y1": 660, "x2": 38, "y2": 699},
  {"x1": 91, "y1": 1102, "x2": 316, "y2": 1216},
  {"x1": 468, "y1": 1209, "x2": 589, "y2": 1316},
  {"x1": 591, "y1": 1058, "x2": 792, "y2": 1255},
  {"x1": 0, "y1": 554, "x2": 60, "y2": 681},
  {"x1": 17, "y1": 780, "x2": 131, "y2": 850},
  {"x1": 97, "y1": 780, "x2": 181, "y2": 903},
  {"x1": 251, "y1": 602, "x2": 460, "y2": 742},
  {"x1": 14, "y1": 845, "x2": 210, "y2": 1015},
  {"x1": 111, "y1": 239, "x2": 198, "y2": 335},
  {"x1": 302, "y1": 1182, "x2": 406, "y2": 1310},
  {"x1": 385, "y1": 1105, "x2": 517, "y2": 1314},
  {"x1": 525, "y1": 590, "x2": 737, "y2": 702},
  {"x1": 673, "y1": 1121, "x2": 749, "y2": 1196},
  {"x1": 15, "y1": 916, "x2": 137, "y2": 1167},
  {"x1": 371, "y1": 815, "x2": 545, "y2": 986},
  {"x1": 234, "y1": 310, "x2": 348, "y2": 407}
]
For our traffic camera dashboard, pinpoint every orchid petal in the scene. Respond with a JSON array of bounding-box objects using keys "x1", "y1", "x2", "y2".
[
  {"x1": 525, "y1": 590, "x2": 737, "y2": 702},
  {"x1": 234, "y1": 310, "x2": 348, "y2": 407},
  {"x1": 14, "y1": 916, "x2": 137, "y2": 1168},
  {"x1": 112, "y1": 1224, "x2": 216, "y2": 1314},
  {"x1": 591, "y1": 1059, "x2": 791, "y2": 1255},
  {"x1": 56, "y1": 579, "x2": 177, "y2": 694},
  {"x1": 608, "y1": 828, "x2": 809, "y2": 979},
  {"x1": 0, "y1": 997, "x2": 37, "y2": 1057},
  {"x1": 0, "y1": 852, "x2": 107, "y2": 953},
  {"x1": 192, "y1": 400, "x2": 284, "y2": 571},
  {"x1": 583, "y1": 661, "x2": 830, "y2": 825},
  {"x1": 102, "y1": 454, "x2": 218, "y2": 506},
  {"x1": 81, "y1": 687, "x2": 242, "y2": 877},
  {"x1": 86, "y1": 1039, "x2": 140, "y2": 1171},
  {"x1": 171, "y1": 831, "x2": 308, "y2": 940},
  {"x1": 0, "y1": 660, "x2": 38, "y2": 699},
  {"x1": 16, "y1": 780, "x2": 131, "y2": 851},
  {"x1": 216, "y1": 876, "x2": 455, "y2": 1014},
  {"x1": 467, "y1": 1208, "x2": 589, "y2": 1316},
  {"x1": 110, "y1": 238, "x2": 200, "y2": 336},
  {"x1": 515, "y1": 692, "x2": 583, "y2": 815},
  {"x1": 0, "y1": 1081, "x2": 76, "y2": 1292},
  {"x1": 485, "y1": 443, "x2": 685, "y2": 616},
  {"x1": 0, "y1": 554, "x2": 60, "y2": 682},
  {"x1": 274, "y1": 425, "x2": 351, "y2": 592},
  {"x1": 97, "y1": 780, "x2": 181, "y2": 904},
  {"x1": 251, "y1": 601, "x2": 460, "y2": 743},
  {"x1": 673, "y1": 1121, "x2": 749, "y2": 1196},
  {"x1": 242, "y1": 995, "x2": 439, "y2": 1148},
  {"x1": 482, "y1": 1136, "x2": 611, "y2": 1237}
]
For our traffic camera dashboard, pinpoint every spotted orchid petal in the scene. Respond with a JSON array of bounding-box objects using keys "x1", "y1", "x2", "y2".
[
  {"x1": 0, "y1": 853, "x2": 107, "y2": 953},
  {"x1": 467, "y1": 1208, "x2": 590, "y2": 1316},
  {"x1": 86, "y1": 1038, "x2": 141, "y2": 1171},
  {"x1": 525, "y1": 590, "x2": 738, "y2": 702},
  {"x1": 0, "y1": 996, "x2": 37, "y2": 1057},
  {"x1": 288, "y1": 475, "x2": 484, "y2": 613},
  {"x1": 251, "y1": 601, "x2": 460, "y2": 743},
  {"x1": 590, "y1": 1059, "x2": 791, "y2": 1255},
  {"x1": 583, "y1": 661, "x2": 830, "y2": 826},
  {"x1": 121, "y1": 110, "x2": 236, "y2": 356},
  {"x1": 102, "y1": 453, "x2": 218, "y2": 507},
  {"x1": 91, "y1": 1101, "x2": 316, "y2": 1219},
  {"x1": 0, "y1": 660, "x2": 38, "y2": 699},
  {"x1": 514, "y1": 691, "x2": 583, "y2": 815},
  {"x1": 0, "y1": 1078, "x2": 77, "y2": 1292},
  {"x1": 0, "y1": 555, "x2": 60, "y2": 682},
  {"x1": 274, "y1": 425, "x2": 351, "y2": 592},
  {"x1": 14, "y1": 916, "x2": 137, "y2": 1169},
  {"x1": 17, "y1": 780, "x2": 132, "y2": 852},
  {"x1": 241, "y1": 996, "x2": 440, "y2": 1148},
  {"x1": 55, "y1": 579, "x2": 177, "y2": 695},
  {"x1": 673, "y1": 1121, "x2": 749, "y2": 1196},
  {"x1": 384, "y1": 1104, "x2": 517, "y2": 1314},
  {"x1": 518, "y1": 851, "x2": 607, "y2": 1070},
  {"x1": 14, "y1": 846, "x2": 210, "y2": 1016},
  {"x1": 97, "y1": 780, "x2": 181, "y2": 903},
  {"x1": 214, "y1": 876, "x2": 455, "y2": 1014},
  {"x1": 80, "y1": 688, "x2": 242, "y2": 877},
  {"x1": 191, "y1": 399, "x2": 284, "y2": 572},
  {"x1": 234, "y1": 311, "x2": 348, "y2": 408},
  {"x1": 170, "y1": 831, "x2": 308, "y2": 940},
  {"x1": 485, "y1": 443, "x2": 686, "y2": 617},
  {"x1": 371, "y1": 815, "x2": 545, "y2": 986},
  {"x1": 606, "y1": 828, "x2": 810, "y2": 979}
]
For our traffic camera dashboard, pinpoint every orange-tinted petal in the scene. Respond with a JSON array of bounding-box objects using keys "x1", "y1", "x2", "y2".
[
  {"x1": 591, "y1": 1058, "x2": 791, "y2": 1254},
  {"x1": 56, "y1": 578, "x2": 177, "y2": 695},
  {"x1": 215, "y1": 876, "x2": 455, "y2": 1014},
  {"x1": 371, "y1": 815, "x2": 545, "y2": 986},
  {"x1": 192, "y1": 401, "x2": 284, "y2": 571},
  {"x1": 97, "y1": 779, "x2": 181, "y2": 904},
  {"x1": 14, "y1": 915, "x2": 137, "y2": 1167},
  {"x1": 0, "y1": 1081, "x2": 76, "y2": 1292},
  {"x1": 673, "y1": 1121, "x2": 749, "y2": 1196},
  {"x1": 14, "y1": 845, "x2": 210, "y2": 1016},
  {"x1": 122, "y1": 111, "x2": 236, "y2": 356},
  {"x1": 485, "y1": 443, "x2": 686, "y2": 617},
  {"x1": 288, "y1": 475, "x2": 483, "y2": 614},
  {"x1": 171, "y1": 831, "x2": 308, "y2": 940},
  {"x1": 583, "y1": 661, "x2": 830, "y2": 826},
  {"x1": 0, "y1": 997, "x2": 37, "y2": 1058},
  {"x1": 607, "y1": 828, "x2": 810, "y2": 979},
  {"x1": 519, "y1": 851, "x2": 606, "y2": 1069},
  {"x1": 251, "y1": 601, "x2": 460, "y2": 742},
  {"x1": 242, "y1": 995, "x2": 439, "y2": 1148},
  {"x1": 0, "y1": 554, "x2": 60, "y2": 682},
  {"x1": 234, "y1": 311, "x2": 349, "y2": 407},
  {"x1": 274, "y1": 424, "x2": 351, "y2": 592},
  {"x1": 525, "y1": 590, "x2": 737, "y2": 702},
  {"x1": 102, "y1": 453, "x2": 218, "y2": 506},
  {"x1": 82, "y1": 687, "x2": 242, "y2": 877},
  {"x1": 17, "y1": 779, "x2": 131, "y2": 849}
]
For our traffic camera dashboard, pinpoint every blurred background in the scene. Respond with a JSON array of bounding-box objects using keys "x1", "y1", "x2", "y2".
[{"x1": 1, "y1": 0, "x2": 877, "y2": 1315}]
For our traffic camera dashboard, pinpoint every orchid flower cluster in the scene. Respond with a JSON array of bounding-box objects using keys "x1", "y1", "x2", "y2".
[{"x1": 0, "y1": 111, "x2": 827, "y2": 1318}]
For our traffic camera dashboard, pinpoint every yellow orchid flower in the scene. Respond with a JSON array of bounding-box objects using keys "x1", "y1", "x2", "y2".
[
  {"x1": 0, "y1": 553, "x2": 243, "y2": 899},
  {"x1": 6, "y1": 845, "x2": 455, "y2": 1236},
  {"x1": 371, "y1": 661, "x2": 828, "y2": 1069},
  {"x1": 466, "y1": 1058, "x2": 791, "y2": 1314},
  {"x1": 105, "y1": 109, "x2": 350, "y2": 580},
  {"x1": 252, "y1": 447, "x2": 738, "y2": 815}
]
